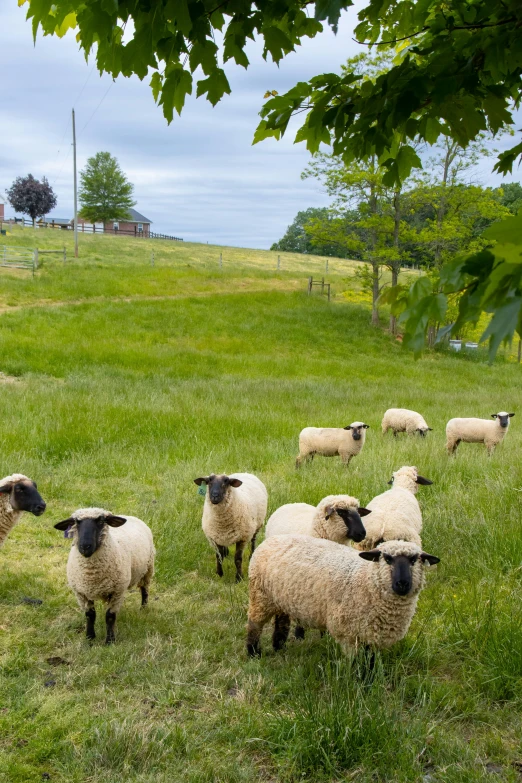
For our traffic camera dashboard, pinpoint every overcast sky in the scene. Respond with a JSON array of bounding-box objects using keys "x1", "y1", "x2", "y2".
[{"x1": 1, "y1": 3, "x2": 520, "y2": 248}]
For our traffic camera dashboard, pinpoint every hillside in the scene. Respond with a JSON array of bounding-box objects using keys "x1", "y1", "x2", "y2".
[{"x1": 0, "y1": 226, "x2": 520, "y2": 782}]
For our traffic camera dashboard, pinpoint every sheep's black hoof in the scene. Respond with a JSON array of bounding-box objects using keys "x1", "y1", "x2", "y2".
[
  {"x1": 294, "y1": 626, "x2": 305, "y2": 640},
  {"x1": 247, "y1": 642, "x2": 261, "y2": 658}
]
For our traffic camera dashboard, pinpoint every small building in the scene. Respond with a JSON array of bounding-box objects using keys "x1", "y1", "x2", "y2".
[
  {"x1": 0, "y1": 194, "x2": 5, "y2": 222},
  {"x1": 105, "y1": 208, "x2": 152, "y2": 237},
  {"x1": 37, "y1": 217, "x2": 72, "y2": 230}
]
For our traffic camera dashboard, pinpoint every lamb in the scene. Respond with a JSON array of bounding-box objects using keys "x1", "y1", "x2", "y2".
[
  {"x1": 265, "y1": 495, "x2": 370, "y2": 546},
  {"x1": 0, "y1": 474, "x2": 46, "y2": 548},
  {"x1": 296, "y1": 422, "x2": 370, "y2": 468},
  {"x1": 54, "y1": 508, "x2": 155, "y2": 644},
  {"x1": 381, "y1": 408, "x2": 432, "y2": 437},
  {"x1": 246, "y1": 536, "x2": 439, "y2": 657},
  {"x1": 446, "y1": 412, "x2": 515, "y2": 455},
  {"x1": 194, "y1": 472, "x2": 268, "y2": 582},
  {"x1": 355, "y1": 466, "x2": 433, "y2": 551}
]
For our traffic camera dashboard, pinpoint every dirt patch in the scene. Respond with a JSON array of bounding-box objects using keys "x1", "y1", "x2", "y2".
[{"x1": 0, "y1": 372, "x2": 20, "y2": 384}]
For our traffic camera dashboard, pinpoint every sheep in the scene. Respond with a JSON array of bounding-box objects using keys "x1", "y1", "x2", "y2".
[
  {"x1": 265, "y1": 495, "x2": 370, "y2": 546},
  {"x1": 355, "y1": 466, "x2": 433, "y2": 551},
  {"x1": 246, "y1": 536, "x2": 439, "y2": 657},
  {"x1": 0, "y1": 474, "x2": 46, "y2": 548},
  {"x1": 296, "y1": 422, "x2": 370, "y2": 468},
  {"x1": 194, "y1": 472, "x2": 268, "y2": 582},
  {"x1": 54, "y1": 508, "x2": 155, "y2": 644},
  {"x1": 265, "y1": 495, "x2": 371, "y2": 640},
  {"x1": 446, "y1": 411, "x2": 515, "y2": 456},
  {"x1": 381, "y1": 408, "x2": 432, "y2": 437}
]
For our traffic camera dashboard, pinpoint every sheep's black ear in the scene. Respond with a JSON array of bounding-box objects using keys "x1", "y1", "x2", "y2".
[
  {"x1": 416, "y1": 476, "x2": 433, "y2": 485},
  {"x1": 358, "y1": 507, "x2": 372, "y2": 517},
  {"x1": 343, "y1": 425, "x2": 353, "y2": 430},
  {"x1": 509, "y1": 413, "x2": 515, "y2": 417},
  {"x1": 363, "y1": 424, "x2": 370, "y2": 429},
  {"x1": 54, "y1": 518, "x2": 75, "y2": 531},
  {"x1": 105, "y1": 515, "x2": 127, "y2": 527},
  {"x1": 228, "y1": 479, "x2": 243, "y2": 488},
  {"x1": 0, "y1": 483, "x2": 13, "y2": 494},
  {"x1": 428, "y1": 427, "x2": 433, "y2": 431},
  {"x1": 491, "y1": 414, "x2": 498, "y2": 419},
  {"x1": 421, "y1": 552, "x2": 440, "y2": 566},
  {"x1": 387, "y1": 479, "x2": 393, "y2": 485},
  {"x1": 194, "y1": 477, "x2": 209, "y2": 486},
  {"x1": 359, "y1": 550, "x2": 381, "y2": 562},
  {"x1": 324, "y1": 505, "x2": 335, "y2": 520}
]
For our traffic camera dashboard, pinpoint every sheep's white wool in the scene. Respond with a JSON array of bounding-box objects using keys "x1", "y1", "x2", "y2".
[
  {"x1": 296, "y1": 422, "x2": 368, "y2": 467},
  {"x1": 446, "y1": 412, "x2": 513, "y2": 455},
  {"x1": 382, "y1": 408, "x2": 431, "y2": 435},
  {"x1": 265, "y1": 495, "x2": 361, "y2": 545}
]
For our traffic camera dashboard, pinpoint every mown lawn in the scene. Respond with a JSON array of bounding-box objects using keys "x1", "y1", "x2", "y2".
[{"x1": 0, "y1": 231, "x2": 521, "y2": 782}]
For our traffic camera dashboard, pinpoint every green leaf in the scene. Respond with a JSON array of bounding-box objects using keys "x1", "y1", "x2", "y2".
[
  {"x1": 189, "y1": 40, "x2": 219, "y2": 76},
  {"x1": 196, "y1": 68, "x2": 231, "y2": 106},
  {"x1": 160, "y1": 66, "x2": 193, "y2": 122},
  {"x1": 263, "y1": 27, "x2": 295, "y2": 63},
  {"x1": 150, "y1": 72, "x2": 162, "y2": 103}
]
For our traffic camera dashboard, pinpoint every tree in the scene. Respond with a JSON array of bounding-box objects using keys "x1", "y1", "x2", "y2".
[
  {"x1": 24, "y1": 1, "x2": 522, "y2": 182},
  {"x1": 79, "y1": 152, "x2": 135, "y2": 224},
  {"x1": 270, "y1": 208, "x2": 346, "y2": 256},
  {"x1": 7, "y1": 174, "x2": 57, "y2": 227},
  {"x1": 498, "y1": 183, "x2": 522, "y2": 215}
]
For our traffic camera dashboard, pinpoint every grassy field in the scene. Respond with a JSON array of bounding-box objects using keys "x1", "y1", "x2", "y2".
[{"x1": 0, "y1": 227, "x2": 521, "y2": 782}]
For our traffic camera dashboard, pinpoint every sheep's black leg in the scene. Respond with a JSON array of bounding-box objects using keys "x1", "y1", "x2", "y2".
[
  {"x1": 272, "y1": 614, "x2": 291, "y2": 651},
  {"x1": 105, "y1": 609, "x2": 117, "y2": 644},
  {"x1": 85, "y1": 607, "x2": 96, "y2": 640},
  {"x1": 140, "y1": 586, "x2": 148, "y2": 606},
  {"x1": 294, "y1": 625, "x2": 305, "y2": 640},
  {"x1": 235, "y1": 541, "x2": 246, "y2": 583},
  {"x1": 216, "y1": 545, "x2": 228, "y2": 577},
  {"x1": 250, "y1": 534, "x2": 257, "y2": 558},
  {"x1": 246, "y1": 620, "x2": 263, "y2": 657}
]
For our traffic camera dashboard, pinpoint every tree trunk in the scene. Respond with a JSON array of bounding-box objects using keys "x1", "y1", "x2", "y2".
[
  {"x1": 390, "y1": 266, "x2": 399, "y2": 334},
  {"x1": 372, "y1": 262, "x2": 380, "y2": 326},
  {"x1": 427, "y1": 324, "x2": 436, "y2": 348}
]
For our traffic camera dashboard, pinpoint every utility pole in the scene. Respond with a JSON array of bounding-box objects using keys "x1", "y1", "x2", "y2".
[{"x1": 72, "y1": 108, "x2": 78, "y2": 258}]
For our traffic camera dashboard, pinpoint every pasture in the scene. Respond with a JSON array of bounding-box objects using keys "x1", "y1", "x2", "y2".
[{"x1": 0, "y1": 227, "x2": 521, "y2": 783}]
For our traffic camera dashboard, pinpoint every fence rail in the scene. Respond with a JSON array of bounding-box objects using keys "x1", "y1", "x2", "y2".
[
  {"x1": 1, "y1": 246, "x2": 35, "y2": 276},
  {"x1": 1, "y1": 217, "x2": 183, "y2": 242},
  {"x1": 307, "y1": 276, "x2": 331, "y2": 301}
]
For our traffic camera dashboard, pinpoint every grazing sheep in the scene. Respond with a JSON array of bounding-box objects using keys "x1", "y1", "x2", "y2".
[
  {"x1": 54, "y1": 508, "x2": 155, "y2": 644},
  {"x1": 382, "y1": 408, "x2": 432, "y2": 437},
  {"x1": 246, "y1": 536, "x2": 439, "y2": 657},
  {"x1": 265, "y1": 495, "x2": 370, "y2": 545},
  {"x1": 0, "y1": 474, "x2": 46, "y2": 547},
  {"x1": 296, "y1": 422, "x2": 370, "y2": 468},
  {"x1": 194, "y1": 472, "x2": 268, "y2": 582},
  {"x1": 354, "y1": 466, "x2": 432, "y2": 551},
  {"x1": 446, "y1": 412, "x2": 515, "y2": 456}
]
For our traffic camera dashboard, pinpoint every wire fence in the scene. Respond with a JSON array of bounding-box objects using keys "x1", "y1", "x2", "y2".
[{"x1": 0, "y1": 217, "x2": 183, "y2": 242}]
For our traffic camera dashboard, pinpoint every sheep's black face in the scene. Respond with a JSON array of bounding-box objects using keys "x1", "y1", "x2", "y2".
[
  {"x1": 54, "y1": 514, "x2": 127, "y2": 557},
  {"x1": 335, "y1": 508, "x2": 367, "y2": 543},
  {"x1": 351, "y1": 428, "x2": 362, "y2": 441},
  {"x1": 76, "y1": 517, "x2": 106, "y2": 558},
  {"x1": 194, "y1": 474, "x2": 243, "y2": 505},
  {"x1": 0, "y1": 480, "x2": 46, "y2": 516},
  {"x1": 359, "y1": 549, "x2": 440, "y2": 596}
]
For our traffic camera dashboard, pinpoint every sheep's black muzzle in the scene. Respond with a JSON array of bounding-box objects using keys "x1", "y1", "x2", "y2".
[
  {"x1": 78, "y1": 544, "x2": 95, "y2": 558},
  {"x1": 337, "y1": 508, "x2": 366, "y2": 543},
  {"x1": 210, "y1": 495, "x2": 223, "y2": 505},
  {"x1": 351, "y1": 431, "x2": 361, "y2": 441},
  {"x1": 32, "y1": 502, "x2": 46, "y2": 516},
  {"x1": 391, "y1": 556, "x2": 413, "y2": 596}
]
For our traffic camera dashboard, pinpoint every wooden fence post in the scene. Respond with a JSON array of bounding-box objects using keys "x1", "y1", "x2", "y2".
[
  {"x1": 63, "y1": 246, "x2": 66, "y2": 263},
  {"x1": 321, "y1": 277, "x2": 324, "y2": 294},
  {"x1": 308, "y1": 276, "x2": 312, "y2": 295},
  {"x1": 277, "y1": 254, "x2": 281, "y2": 270},
  {"x1": 325, "y1": 259, "x2": 328, "y2": 273},
  {"x1": 219, "y1": 252, "x2": 222, "y2": 269},
  {"x1": 327, "y1": 283, "x2": 331, "y2": 302},
  {"x1": 34, "y1": 248, "x2": 38, "y2": 269},
  {"x1": 151, "y1": 251, "x2": 155, "y2": 267}
]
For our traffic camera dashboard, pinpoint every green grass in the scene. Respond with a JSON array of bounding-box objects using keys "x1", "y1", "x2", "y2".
[{"x1": 0, "y1": 229, "x2": 521, "y2": 782}]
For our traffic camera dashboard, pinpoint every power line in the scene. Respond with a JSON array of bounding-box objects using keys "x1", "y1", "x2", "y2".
[{"x1": 78, "y1": 80, "x2": 114, "y2": 137}]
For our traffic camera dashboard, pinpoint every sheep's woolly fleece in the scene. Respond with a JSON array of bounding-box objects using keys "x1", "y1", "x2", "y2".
[
  {"x1": 355, "y1": 466, "x2": 423, "y2": 551},
  {"x1": 201, "y1": 473, "x2": 268, "y2": 548},
  {"x1": 265, "y1": 495, "x2": 361, "y2": 544},
  {"x1": 248, "y1": 537, "x2": 432, "y2": 651},
  {"x1": 382, "y1": 408, "x2": 430, "y2": 434},
  {"x1": 66, "y1": 509, "x2": 155, "y2": 615},
  {"x1": 0, "y1": 474, "x2": 32, "y2": 547},
  {"x1": 297, "y1": 423, "x2": 367, "y2": 463}
]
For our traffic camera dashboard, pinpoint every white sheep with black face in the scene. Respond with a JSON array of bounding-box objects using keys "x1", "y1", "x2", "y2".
[
  {"x1": 295, "y1": 422, "x2": 370, "y2": 468},
  {"x1": 381, "y1": 408, "x2": 432, "y2": 437},
  {"x1": 265, "y1": 495, "x2": 370, "y2": 546},
  {"x1": 54, "y1": 507, "x2": 155, "y2": 644},
  {"x1": 247, "y1": 537, "x2": 439, "y2": 657},
  {"x1": 354, "y1": 466, "x2": 433, "y2": 552},
  {"x1": 446, "y1": 411, "x2": 515, "y2": 455},
  {"x1": 194, "y1": 472, "x2": 268, "y2": 582},
  {"x1": 0, "y1": 474, "x2": 46, "y2": 548}
]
